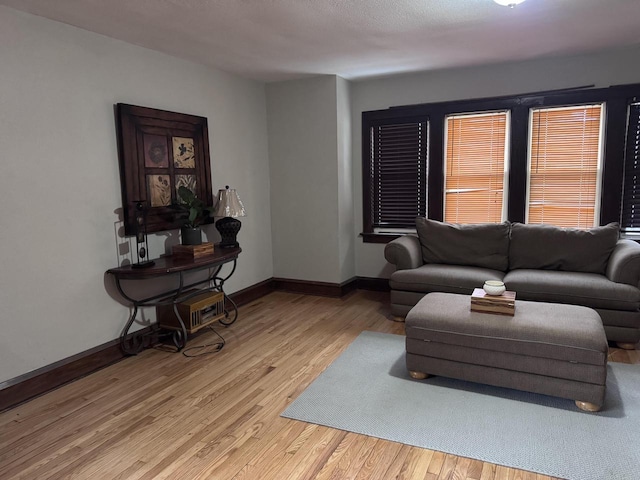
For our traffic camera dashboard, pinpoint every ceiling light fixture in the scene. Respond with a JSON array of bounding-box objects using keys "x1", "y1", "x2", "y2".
[{"x1": 493, "y1": 0, "x2": 526, "y2": 7}]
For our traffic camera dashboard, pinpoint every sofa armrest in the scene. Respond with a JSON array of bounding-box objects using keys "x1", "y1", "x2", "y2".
[
  {"x1": 606, "y1": 239, "x2": 640, "y2": 287},
  {"x1": 384, "y1": 235, "x2": 423, "y2": 270}
]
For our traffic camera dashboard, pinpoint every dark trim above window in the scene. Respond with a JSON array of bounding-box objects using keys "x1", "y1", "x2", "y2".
[{"x1": 361, "y1": 83, "x2": 640, "y2": 243}]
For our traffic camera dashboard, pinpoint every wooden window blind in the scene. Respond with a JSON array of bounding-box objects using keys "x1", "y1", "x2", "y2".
[
  {"x1": 444, "y1": 111, "x2": 508, "y2": 224},
  {"x1": 370, "y1": 121, "x2": 428, "y2": 229},
  {"x1": 622, "y1": 103, "x2": 640, "y2": 232},
  {"x1": 528, "y1": 104, "x2": 603, "y2": 228}
]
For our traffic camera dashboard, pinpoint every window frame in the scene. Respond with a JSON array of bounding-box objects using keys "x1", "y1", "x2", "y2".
[
  {"x1": 362, "y1": 112, "x2": 430, "y2": 242},
  {"x1": 361, "y1": 83, "x2": 640, "y2": 242}
]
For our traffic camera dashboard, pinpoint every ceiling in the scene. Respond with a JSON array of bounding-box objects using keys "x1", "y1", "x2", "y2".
[{"x1": 3, "y1": 0, "x2": 640, "y2": 82}]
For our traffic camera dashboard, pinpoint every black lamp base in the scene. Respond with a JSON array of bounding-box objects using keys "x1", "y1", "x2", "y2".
[{"x1": 215, "y1": 217, "x2": 241, "y2": 248}]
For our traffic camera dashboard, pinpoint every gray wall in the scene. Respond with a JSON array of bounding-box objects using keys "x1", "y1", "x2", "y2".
[
  {"x1": 337, "y1": 76, "x2": 355, "y2": 282},
  {"x1": 267, "y1": 75, "x2": 355, "y2": 284},
  {"x1": 0, "y1": 6, "x2": 273, "y2": 383},
  {"x1": 351, "y1": 46, "x2": 640, "y2": 278}
]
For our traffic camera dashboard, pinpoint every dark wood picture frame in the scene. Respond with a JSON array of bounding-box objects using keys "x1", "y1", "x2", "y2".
[{"x1": 116, "y1": 103, "x2": 213, "y2": 235}]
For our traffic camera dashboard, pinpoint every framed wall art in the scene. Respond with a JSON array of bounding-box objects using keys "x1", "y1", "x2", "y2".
[{"x1": 115, "y1": 103, "x2": 213, "y2": 235}]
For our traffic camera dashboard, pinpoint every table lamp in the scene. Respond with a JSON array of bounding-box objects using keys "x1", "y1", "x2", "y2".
[{"x1": 212, "y1": 185, "x2": 246, "y2": 248}]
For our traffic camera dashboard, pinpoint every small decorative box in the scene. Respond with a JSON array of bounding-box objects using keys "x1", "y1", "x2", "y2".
[
  {"x1": 471, "y1": 288, "x2": 516, "y2": 316},
  {"x1": 171, "y1": 242, "x2": 215, "y2": 259}
]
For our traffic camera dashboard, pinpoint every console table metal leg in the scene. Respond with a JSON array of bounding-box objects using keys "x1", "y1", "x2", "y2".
[
  {"x1": 211, "y1": 261, "x2": 239, "y2": 326},
  {"x1": 172, "y1": 298, "x2": 189, "y2": 351},
  {"x1": 219, "y1": 293, "x2": 238, "y2": 326},
  {"x1": 120, "y1": 304, "x2": 146, "y2": 355}
]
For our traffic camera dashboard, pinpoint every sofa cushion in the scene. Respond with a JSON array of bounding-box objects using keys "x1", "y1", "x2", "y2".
[
  {"x1": 509, "y1": 222, "x2": 619, "y2": 274},
  {"x1": 390, "y1": 263, "x2": 504, "y2": 294},
  {"x1": 415, "y1": 218, "x2": 510, "y2": 271},
  {"x1": 503, "y1": 269, "x2": 640, "y2": 311}
]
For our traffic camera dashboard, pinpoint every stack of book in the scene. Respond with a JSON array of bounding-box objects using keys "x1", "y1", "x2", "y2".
[{"x1": 470, "y1": 288, "x2": 516, "y2": 316}]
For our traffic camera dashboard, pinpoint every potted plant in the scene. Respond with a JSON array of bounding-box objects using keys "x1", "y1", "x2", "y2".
[{"x1": 176, "y1": 186, "x2": 213, "y2": 245}]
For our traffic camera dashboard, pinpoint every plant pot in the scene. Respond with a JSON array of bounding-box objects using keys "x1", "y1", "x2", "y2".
[{"x1": 181, "y1": 226, "x2": 202, "y2": 246}]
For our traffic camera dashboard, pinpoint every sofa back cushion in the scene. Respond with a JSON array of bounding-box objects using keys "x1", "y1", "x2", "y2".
[
  {"x1": 415, "y1": 218, "x2": 510, "y2": 271},
  {"x1": 509, "y1": 222, "x2": 619, "y2": 274}
]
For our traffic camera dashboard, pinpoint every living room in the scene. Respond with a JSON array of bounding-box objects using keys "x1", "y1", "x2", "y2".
[{"x1": 1, "y1": 1, "x2": 640, "y2": 478}]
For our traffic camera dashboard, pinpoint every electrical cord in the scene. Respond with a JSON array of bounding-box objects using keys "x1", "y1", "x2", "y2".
[{"x1": 181, "y1": 325, "x2": 226, "y2": 357}]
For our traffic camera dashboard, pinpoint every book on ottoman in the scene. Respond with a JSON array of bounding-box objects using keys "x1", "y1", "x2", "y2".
[{"x1": 470, "y1": 288, "x2": 516, "y2": 316}]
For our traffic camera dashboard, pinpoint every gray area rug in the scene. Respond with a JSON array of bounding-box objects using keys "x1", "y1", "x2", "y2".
[{"x1": 281, "y1": 331, "x2": 640, "y2": 480}]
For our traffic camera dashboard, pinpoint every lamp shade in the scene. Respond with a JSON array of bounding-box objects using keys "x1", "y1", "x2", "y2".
[{"x1": 213, "y1": 185, "x2": 246, "y2": 218}]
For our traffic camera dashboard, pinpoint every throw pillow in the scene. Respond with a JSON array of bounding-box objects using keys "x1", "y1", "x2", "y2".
[
  {"x1": 415, "y1": 217, "x2": 510, "y2": 272},
  {"x1": 508, "y1": 222, "x2": 620, "y2": 274}
]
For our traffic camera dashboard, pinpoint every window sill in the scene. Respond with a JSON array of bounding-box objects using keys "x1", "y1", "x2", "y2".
[
  {"x1": 360, "y1": 232, "x2": 403, "y2": 244},
  {"x1": 620, "y1": 233, "x2": 640, "y2": 243}
]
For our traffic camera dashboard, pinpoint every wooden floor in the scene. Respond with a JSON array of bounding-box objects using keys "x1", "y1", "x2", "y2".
[{"x1": 1, "y1": 291, "x2": 638, "y2": 480}]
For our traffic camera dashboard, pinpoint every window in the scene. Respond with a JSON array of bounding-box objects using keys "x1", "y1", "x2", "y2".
[
  {"x1": 361, "y1": 83, "x2": 640, "y2": 242},
  {"x1": 367, "y1": 120, "x2": 428, "y2": 231},
  {"x1": 444, "y1": 111, "x2": 509, "y2": 224},
  {"x1": 622, "y1": 102, "x2": 640, "y2": 234},
  {"x1": 527, "y1": 105, "x2": 603, "y2": 228}
]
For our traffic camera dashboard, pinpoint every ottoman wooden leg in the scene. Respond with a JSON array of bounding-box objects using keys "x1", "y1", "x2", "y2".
[
  {"x1": 391, "y1": 315, "x2": 406, "y2": 323},
  {"x1": 616, "y1": 342, "x2": 637, "y2": 350},
  {"x1": 575, "y1": 400, "x2": 601, "y2": 412},
  {"x1": 409, "y1": 371, "x2": 430, "y2": 380}
]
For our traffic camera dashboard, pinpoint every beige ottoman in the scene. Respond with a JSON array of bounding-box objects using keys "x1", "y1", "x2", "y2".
[{"x1": 406, "y1": 292, "x2": 608, "y2": 411}]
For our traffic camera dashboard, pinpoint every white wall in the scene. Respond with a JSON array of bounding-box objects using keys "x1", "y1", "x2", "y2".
[
  {"x1": 266, "y1": 76, "x2": 342, "y2": 283},
  {"x1": 0, "y1": 7, "x2": 273, "y2": 383},
  {"x1": 336, "y1": 76, "x2": 355, "y2": 282},
  {"x1": 266, "y1": 75, "x2": 356, "y2": 284},
  {"x1": 351, "y1": 46, "x2": 640, "y2": 279}
]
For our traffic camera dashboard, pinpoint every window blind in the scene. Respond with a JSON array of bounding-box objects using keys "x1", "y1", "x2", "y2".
[
  {"x1": 444, "y1": 111, "x2": 508, "y2": 224},
  {"x1": 622, "y1": 103, "x2": 640, "y2": 232},
  {"x1": 370, "y1": 121, "x2": 428, "y2": 229},
  {"x1": 528, "y1": 104, "x2": 603, "y2": 228}
]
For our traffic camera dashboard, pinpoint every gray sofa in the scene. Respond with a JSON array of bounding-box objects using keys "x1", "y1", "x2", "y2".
[{"x1": 384, "y1": 218, "x2": 640, "y2": 348}]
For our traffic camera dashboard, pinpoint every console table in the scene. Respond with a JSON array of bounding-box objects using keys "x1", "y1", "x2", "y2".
[{"x1": 107, "y1": 247, "x2": 241, "y2": 355}]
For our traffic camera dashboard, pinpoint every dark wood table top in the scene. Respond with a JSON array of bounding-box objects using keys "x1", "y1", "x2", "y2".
[{"x1": 107, "y1": 246, "x2": 241, "y2": 279}]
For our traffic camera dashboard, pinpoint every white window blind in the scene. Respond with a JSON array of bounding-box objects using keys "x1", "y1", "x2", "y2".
[
  {"x1": 528, "y1": 104, "x2": 603, "y2": 228},
  {"x1": 444, "y1": 111, "x2": 508, "y2": 224}
]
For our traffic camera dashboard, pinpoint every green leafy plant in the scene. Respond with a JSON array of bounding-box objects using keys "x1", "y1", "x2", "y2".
[{"x1": 176, "y1": 186, "x2": 213, "y2": 228}]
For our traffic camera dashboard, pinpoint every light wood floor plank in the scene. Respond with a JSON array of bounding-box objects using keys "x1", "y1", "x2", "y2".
[
  {"x1": 466, "y1": 458, "x2": 484, "y2": 479},
  {"x1": 312, "y1": 432, "x2": 364, "y2": 480},
  {"x1": 353, "y1": 439, "x2": 403, "y2": 480},
  {"x1": 480, "y1": 462, "x2": 497, "y2": 480},
  {"x1": 428, "y1": 450, "x2": 447, "y2": 476},
  {"x1": 453, "y1": 456, "x2": 472, "y2": 480},
  {"x1": 380, "y1": 443, "x2": 412, "y2": 479},
  {"x1": 0, "y1": 290, "x2": 635, "y2": 480},
  {"x1": 438, "y1": 453, "x2": 459, "y2": 480},
  {"x1": 328, "y1": 435, "x2": 379, "y2": 480}
]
